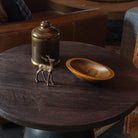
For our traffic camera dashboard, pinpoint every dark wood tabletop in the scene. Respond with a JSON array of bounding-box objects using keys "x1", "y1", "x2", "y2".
[{"x1": 0, "y1": 41, "x2": 138, "y2": 132}]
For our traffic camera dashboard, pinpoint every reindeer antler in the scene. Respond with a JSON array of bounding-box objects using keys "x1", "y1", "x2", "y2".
[
  {"x1": 41, "y1": 56, "x2": 48, "y2": 62},
  {"x1": 46, "y1": 55, "x2": 50, "y2": 59}
]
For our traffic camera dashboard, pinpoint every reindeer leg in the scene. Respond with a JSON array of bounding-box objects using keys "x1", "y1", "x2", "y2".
[
  {"x1": 50, "y1": 73, "x2": 54, "y2": 86},
  {"x1": 47, "y1": 72, "x2": 50, "y2": 86},
  {"x1": 35, "y1": 69, "x2": 41, "y2": 83},
  {"x1": 42, "y1": 71, "x2": 48, "y2": 84}
]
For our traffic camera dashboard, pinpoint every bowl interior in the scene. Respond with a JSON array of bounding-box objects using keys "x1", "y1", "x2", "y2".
[{"x1": 70, "y1": 59, "x2": 114, "y2": 80}]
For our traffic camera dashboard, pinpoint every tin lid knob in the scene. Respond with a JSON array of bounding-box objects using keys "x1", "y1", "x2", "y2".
[
  {"x1": 40, "y1": 21, "x2": 51, "y2": 29},
  {"x1": 32, "y1": 20, "x2": 60, "y2": 39}
]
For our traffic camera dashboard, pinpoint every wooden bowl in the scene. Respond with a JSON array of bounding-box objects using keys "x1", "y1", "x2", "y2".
[{"x1": 66, "y1": 58, "x2": 115, "y2": 82}]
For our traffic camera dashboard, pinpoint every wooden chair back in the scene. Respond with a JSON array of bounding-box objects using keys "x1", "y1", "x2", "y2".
[{"x1": 0, "y1": 8, "x2": 107, "y2": 53}]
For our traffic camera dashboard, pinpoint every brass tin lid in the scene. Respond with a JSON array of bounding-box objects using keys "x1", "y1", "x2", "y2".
[{"x1": 32, "y1": 20, "x2": 60, "y2": 39}]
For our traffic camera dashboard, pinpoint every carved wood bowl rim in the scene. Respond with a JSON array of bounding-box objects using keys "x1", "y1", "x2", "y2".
[{"x1": 66, "y1": 58, "x2": 115, "y2": 82}]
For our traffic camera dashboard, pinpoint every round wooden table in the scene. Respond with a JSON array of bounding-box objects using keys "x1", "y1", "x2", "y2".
[
  {"x1": 50, "y1": 0, "x2": 138, "y2": 20},
  {"x1": 0, "y1": 41, "x2": 138, "y2": 138}
]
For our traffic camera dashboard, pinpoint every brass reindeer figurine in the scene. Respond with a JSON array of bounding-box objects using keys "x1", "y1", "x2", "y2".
[{"x1": 35, "y1": 55, "x2": 55, "y2": 86}]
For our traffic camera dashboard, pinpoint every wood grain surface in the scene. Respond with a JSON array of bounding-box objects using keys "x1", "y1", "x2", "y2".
[
  {"x1": 50, "y1": 0, "x2": 138, "y2": 20},
  {"x1": 0, "y1": 41, "x2": 137, "y2": 131}
]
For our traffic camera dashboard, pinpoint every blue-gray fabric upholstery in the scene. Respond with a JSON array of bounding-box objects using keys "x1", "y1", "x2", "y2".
[{"x1": 121, "y1": 7, "x2": 138, "y2": 61}]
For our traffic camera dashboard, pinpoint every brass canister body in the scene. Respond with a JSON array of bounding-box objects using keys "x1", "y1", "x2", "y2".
[{"x1": 31, "y1": 21, "x2": 60, "y2": 65}]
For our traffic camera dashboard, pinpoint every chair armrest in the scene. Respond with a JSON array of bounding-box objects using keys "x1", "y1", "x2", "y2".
[{"x1": 0, "y1": 8, "x2": 107, "y2": 53}]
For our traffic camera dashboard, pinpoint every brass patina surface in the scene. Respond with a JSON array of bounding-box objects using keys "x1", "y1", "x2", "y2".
[{"x1": 31, "y1": 21, "x2": 60, "y2": 66}]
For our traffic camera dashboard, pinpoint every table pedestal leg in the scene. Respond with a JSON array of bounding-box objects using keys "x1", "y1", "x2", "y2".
[{"x1": 24, "y1": 127, "x2": 94, "y2": 138}]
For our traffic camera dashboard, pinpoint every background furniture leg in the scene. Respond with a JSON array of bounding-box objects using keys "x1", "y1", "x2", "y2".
[{"x1": 124, "y1": 106, "x2": 138, "y2": 138}]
